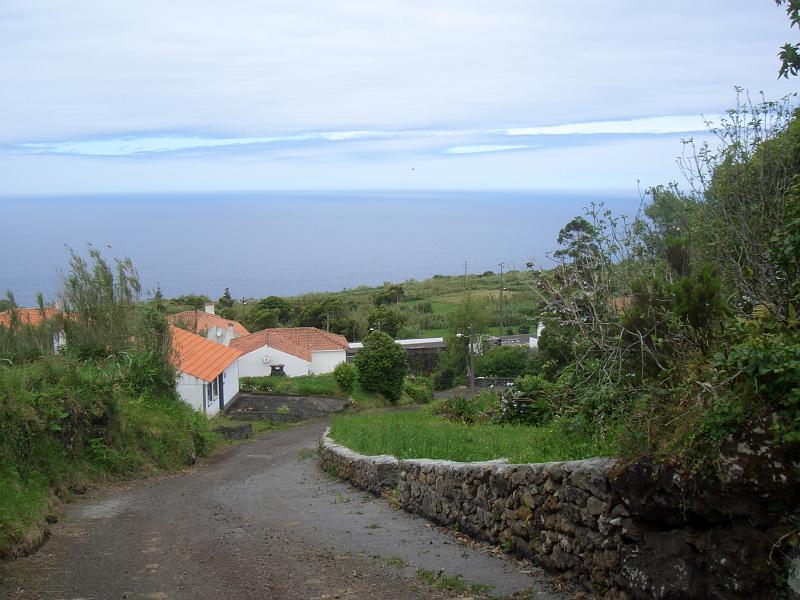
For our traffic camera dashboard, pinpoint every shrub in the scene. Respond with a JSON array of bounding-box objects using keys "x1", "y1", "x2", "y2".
[
  {"x1": 502, "y1": 375, "x2": 553, "y2": 425},
  {"x1": 354, "y1": 331, "x2": 407, "y2": 401},
  {"x1": 404, "y1": 376, "x2": 434, "y2": 403},
  {"x1": 430, "y1": 391, "x2": 499, "y2": 424},
  {"x1": 333, "y1": 361, "x2": 357, "y2": 392},
  {"x1": 476, "y1": 345, "x2": 533, "y2": 378}
]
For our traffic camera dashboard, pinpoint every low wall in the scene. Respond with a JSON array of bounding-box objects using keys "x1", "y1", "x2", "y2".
[{"x1": 318, "y1": 427, "x2": 798, "y2": 599}]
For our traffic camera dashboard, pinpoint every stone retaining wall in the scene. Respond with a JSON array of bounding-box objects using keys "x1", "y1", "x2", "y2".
[{"x1": 318, "y1": 427, "x2": 798, "y2": 599}]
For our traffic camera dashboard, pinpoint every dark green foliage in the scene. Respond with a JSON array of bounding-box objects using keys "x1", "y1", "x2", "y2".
[
  {"x1": 673, "y1": 265, "x2": 723, "y2": 330},
  {"x1": 430, "y1": 391, "x2": 499, "y2": 424},
  {"x1": 353, "y1": 331, "x2": 407, "y2": 401},
  {"x1": 216, "y1": 288, "x2": 234, "y2": 310},
  {"x1": 403, "y1": 376, "x2": 434, "y2": 403},
  {"x1": 374, "y1": 284, "x2": 405, "y2": 306},
  {"x1": 776, "y1": 0, "x2": 800, "y2": 77},
  {"x1": 244, "y1": 307, "x2": 279, "y2": 331},
  {"x1": 502, "y1": 375, "x2": 552, "y2": 425},
  {"x1": 476, "y1": 345, "x2": 533, "y2": 378},
  {"x1": 170, "y1": 294, "x2": 210, "y2": 310},
  {"x1": 367, "y1": 305, "x2": 405, "y2": 338},
  {"x1": 239, "y1": 374, "x2": 341, "y2": 396},
  {"x1": 333, "y1": 361, "x2": 357, "y2": 392},
  {"x1": 253, "y1": 295, "x2": 294, "y2": 324}
]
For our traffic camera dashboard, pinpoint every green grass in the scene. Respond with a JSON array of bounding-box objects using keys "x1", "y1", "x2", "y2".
[
  {"x1": 415, "y1": 568, "x2": 493, "y2": 595},
  {"x1": 240, "y1": 373, "x2": 342, "y2": 396},
  {"x1": 240, "y1": 373, "x2": 417, "y2": 409},
  {"x1": 328, "y1": 410, "x2": 618, "y2": 463}
]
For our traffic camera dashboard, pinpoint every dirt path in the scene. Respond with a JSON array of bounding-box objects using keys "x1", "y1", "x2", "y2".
[{"x1": 0, "y1": 421, "x2": 569, "y2": 599}]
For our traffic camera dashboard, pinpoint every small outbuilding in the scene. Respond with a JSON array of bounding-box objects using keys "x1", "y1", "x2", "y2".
[
  {"x1": 231, "y1": 327, "x2": 349, "y2": 378},
  {"x1": 170, "y1": 325, "x2": 243, "y2": 417}
]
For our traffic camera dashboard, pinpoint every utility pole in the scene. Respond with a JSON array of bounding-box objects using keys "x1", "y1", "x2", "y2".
[
  {"x1": 499, "y1": 261, "x2": 505, "y2": 334},
  {"x1": 464, "y1": 260, "x2": 468, "y2": 292}
]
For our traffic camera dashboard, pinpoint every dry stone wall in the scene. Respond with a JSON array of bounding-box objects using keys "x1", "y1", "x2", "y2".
[{"x1": 319, "y1": 427, "x2": 798, "y2": 599}]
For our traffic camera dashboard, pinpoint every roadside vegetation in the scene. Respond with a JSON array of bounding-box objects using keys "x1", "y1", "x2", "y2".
[
  {"x1": 0, "y1": 249, "x2": 219, "y2": 558},
  {"x1": 330, "y1": 92, "x2": 800, "y2": 475},
  {"x1": 329, "y1": 400, "x2": 616, "y2": 463}
]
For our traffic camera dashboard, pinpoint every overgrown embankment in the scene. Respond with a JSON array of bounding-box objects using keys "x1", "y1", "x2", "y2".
[
  {"x1": 0, "y1": 356, "x2": 218, "y2": 557},
  {"x1": 0, "y1": 249, "x2": 219, "y2": 558}
]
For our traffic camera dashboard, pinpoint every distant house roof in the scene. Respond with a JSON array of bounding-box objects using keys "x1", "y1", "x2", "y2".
[
  {"x1": 167, "y1": 311, "x2": 249, "y2": 337},
  {"x1": 0, "y1": 307, "x2": 62, "y2": 327},
  {"x1": 170, "y1": 325, "x2": 243, "y2": 382},
  {"x1": 231, "y1": 327, "x2": 349, "y2": 361},
  {"x1": 348, "y1": 337, "x2": 445, "y2": 351}
]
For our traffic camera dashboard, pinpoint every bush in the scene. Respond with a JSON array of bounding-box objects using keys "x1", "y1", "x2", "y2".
[
  {"x1": 354, "y1": 331, "x2": 407, "y2": 401},
  {"x1": 476, "y1": 346, "x2": 533, "y2": 378},
  {"x1": 333, "y1": 362, "x2": 357, "y2": 392},
  {"x1": 429, "y1": 391, "x2": 499, "y2": 424},
  {"x1": 404, "y1": 376, "x2": 434, "y2": 403},
  {"x1": 501, "y1": 375, "x2": 553, "y2": 425},
  {"x1": 240, "y1": 374, "x2": 340, "y2": 397}
]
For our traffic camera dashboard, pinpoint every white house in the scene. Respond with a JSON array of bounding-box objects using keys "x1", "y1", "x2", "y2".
[
  {"x1": 231, "y1": 327, "x2": 349, "y2": 378},
  {"x1": 170, "y1": 325, "x2": 243, "y2": 417},
  {"x1": 167, "y1": 304, "x2": 249, "y2": 347}
]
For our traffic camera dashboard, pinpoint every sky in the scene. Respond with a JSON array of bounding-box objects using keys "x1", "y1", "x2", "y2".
[{"x1": 0, "y1": 1, "x2": 797, "y2": 195}]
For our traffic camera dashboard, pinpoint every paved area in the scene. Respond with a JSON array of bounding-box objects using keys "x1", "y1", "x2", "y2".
[{"x1": 0, "y1": 420, "x2": 570, "y2": 599}]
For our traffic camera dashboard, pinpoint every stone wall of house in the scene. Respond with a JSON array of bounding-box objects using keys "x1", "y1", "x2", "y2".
[{"x1": 318, "y1": 426, "x2": 799, "y2": 599}]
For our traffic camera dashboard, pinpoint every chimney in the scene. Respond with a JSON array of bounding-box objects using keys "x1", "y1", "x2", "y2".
[
  {"x1": 224, "y1": 323, "x2": 234, "y2": 346},
  {"x1": 204, "y1": 302, "x2": 215, "y2": 315}
]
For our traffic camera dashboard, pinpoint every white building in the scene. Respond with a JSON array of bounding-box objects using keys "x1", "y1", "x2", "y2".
[
  {"x1": 231, "y1": 327, "x2": 349, "y2": 378},
  {"x1": 170, "y1": 325, "x2": 243, "y2": 417},
  {"x1": 167, "y1": 304, "x2": 249, "y2": 347}
]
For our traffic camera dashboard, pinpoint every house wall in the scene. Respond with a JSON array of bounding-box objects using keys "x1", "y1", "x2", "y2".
[
  {"x1": 177, "y1": 372, "x2": 210, "y2": 414},
  {"x1": 222, "y1": 361, "x2": 240, "y2": 405},
  {"x1": 238, "y1": 345, "x2": 311, "y2": 378},
  {"x1": 310, "y1": 349, "x2": 346, "y2": 374}
]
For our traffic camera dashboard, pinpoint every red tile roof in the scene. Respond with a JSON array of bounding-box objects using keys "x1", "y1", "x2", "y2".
[
  {"x1": 230, "y1": 327, "x2": 349, "y2": 361},
  {"x1": 167, "y1": 311, "x2": 249, "y2": 337},
  {"x1": 170, "y1": 325, "x2": 243, "y2": 382},
  {"x1": 0, "y1": 308, "x2": 62, "y2": 327}
]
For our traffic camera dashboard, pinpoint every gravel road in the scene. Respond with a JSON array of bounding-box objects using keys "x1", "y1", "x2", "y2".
[{"x1": 0, "y1": 420, "x2": 569, "y2": 600}]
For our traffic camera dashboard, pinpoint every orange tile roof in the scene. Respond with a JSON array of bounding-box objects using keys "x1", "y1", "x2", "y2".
[
  {"x1": 170, "y1": 325, "x2": 243, "y2": 382},
  {"x1": 230, "y1": 327, "x2": 349, "y2": 361},
  {"x1": 0, "y1": 307, "x2": 62, "y2": 327},
  {"x1": 167, "y1": 311, "x2": 249, "y2": 337}
]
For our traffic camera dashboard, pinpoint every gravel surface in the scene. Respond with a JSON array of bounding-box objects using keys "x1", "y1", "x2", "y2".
[{"x1": 0, "y1": 420, "x2": 571, "y2": 599}]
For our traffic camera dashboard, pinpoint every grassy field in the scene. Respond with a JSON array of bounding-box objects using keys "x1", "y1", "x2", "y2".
[{"x1": 328, "y1": 409, "x2": 617, "y2": 463}]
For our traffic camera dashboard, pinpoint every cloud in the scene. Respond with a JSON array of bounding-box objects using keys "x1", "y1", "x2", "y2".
[
  {"x1": 501, "y1": 115, "x2": 721, "y2": 137},
  {"x1": 444, "y1": 144, "x2": 532, "y2": 154}
]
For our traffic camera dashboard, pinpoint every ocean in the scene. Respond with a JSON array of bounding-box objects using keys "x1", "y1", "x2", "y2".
[{"x1": 0, "y1": 190, "x2": 642, "y2": 305}]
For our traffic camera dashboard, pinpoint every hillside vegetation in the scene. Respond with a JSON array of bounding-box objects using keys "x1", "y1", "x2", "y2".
[{"x1": 165, "y1": 269, "x2": 539, "y2": 341}]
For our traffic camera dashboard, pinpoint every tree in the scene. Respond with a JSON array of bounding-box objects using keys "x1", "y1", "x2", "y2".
[
  {"x1": 171, "y1": 294, "x2": 210, "y2": 310},
  {"x1": 353, "y1": 331, "x2": 407, "y2": 401},
  {"x1": 448, "y1": 293, "x2": 490, "y2": 337},
  {"x1": 776, "y1": 0, "x2": 800, "y2": 77},
  {"x1": 296, "y1": 297, "x2": 344, "y2": 330},
  {"x1": 476, "y1": 346, "x2": 533, "y2": 378},
  {"x1": 254, "y1": 295, "x2": 293, "y2": 324},
  {"x1": 245, "y1": 307, "x2": 279, "y2": 331},
  {"x1": 367, "y1": 305, "x2": 405, "y2": 338},
  {"x1": 217, "y1": 288, "x2": 234, "y2": 309},
  {"x1": 374, "y1": 284, "x2": 405, "y2": 305}
]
